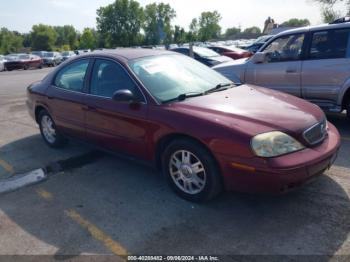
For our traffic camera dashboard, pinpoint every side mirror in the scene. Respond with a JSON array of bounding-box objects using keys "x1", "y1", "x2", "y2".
[
  {"x1": 252, "y1": 52, "x2": 267, "y2": 64},
  {"x1": 112, "y1": 89, "x2": 135, "y2": 103}
]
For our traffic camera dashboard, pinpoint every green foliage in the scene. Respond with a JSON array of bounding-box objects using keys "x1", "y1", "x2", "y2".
[
  {"x1": 79, "y1": 28, "x2": 97, "y2": 50},
  {"x1": 314, "y1": 0, "x2": 350, "y2": 22},
  {"x1": 173, "y1": 25, "x2": 186, "y2": 44},
  {"x1": 198, "y1": 11, "x2": 222, "y2": 41},
  {"x1": 97, "y1": 0, "x2": 144, "y2": 47},
  {"x1": 30, "y1": 24, "x2": 57, "y2": 51},
  {"x1": 54, "y1": 25, "x2": 78, "y2": 50},
  {"x1": 280, "y1": 18, "x2": 310, "y2": 27},
  {"x1": 0, "y1": 28, "x2": 23, "y2": 54},
  {"x1": 225, "y1": 27, "x2": 241, "y2": 38},
  {"x1": 187, "y1": 18, "x2": 199, "y2": 42},
  {"x1": 143, "y1": 2, "x2": 176, "y2": 45}
]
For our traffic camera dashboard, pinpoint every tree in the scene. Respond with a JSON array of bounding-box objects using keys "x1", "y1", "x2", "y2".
[
  {"x1": 280, "y1": 18, "x2": 310, "y2": 27},
  {"x1": 198, "y1": 11, "x2": 222, "y2": 41},
  {"x1": 30, "y1": 24, "x2": 57, "y2": 51},
  {"x1": 0, "y1": 28, "x2": 23, "y2": 54},
  {"x1": 54, "y1": 25, "x2": 78, "y2": 50},
  {"x1": 322, "y1": 6, "x2": 342, "y2": 22},
  {"x1": 314, "y1": 0, "x2": 350, "y2": 22},
  {"x1": 225, "y1": 27, "x2": 241, "y2": 38},
  {"x1": 143, "y1": 2, "x2": 176, "y2": 45},
  {"x1": 97, "y1": 0, "x2": 144, "y2": 47},
  {"x1": 185, "y1": 18, "x2": 199, "y2": 42},
  {"x1": 79, "y1": 28, "x2": 97, "y2": 50},
  {"x1": 173, "y1": 25, "x2": 186, "y2": 44}
]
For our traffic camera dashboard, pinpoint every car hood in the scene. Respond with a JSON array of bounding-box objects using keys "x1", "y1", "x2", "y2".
[
  {"x1": 169, "y1": 85, "x2": 324, "y2": 137},
  {"x1": 208, "y1": 55, "x2": 233, "y2": 63},
  {"x1": 213, "y1": 58, "x2": 249, "y2": 83}
]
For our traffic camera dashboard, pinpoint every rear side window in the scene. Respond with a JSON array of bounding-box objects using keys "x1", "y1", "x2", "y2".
[
  {"x1": 309, "y1": 29, "x2": 350, "y2": 60},
  {"x1": 54, "y1": 59, "x2": 89, "y2": 92}
]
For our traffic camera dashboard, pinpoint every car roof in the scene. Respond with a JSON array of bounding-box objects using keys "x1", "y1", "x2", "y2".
[
  {"x1": 276, "y1": 21, "x2": 350, "y2": 37},
  {"x1": 79, "y1": 48, "x2": 173, "y2": 61}
]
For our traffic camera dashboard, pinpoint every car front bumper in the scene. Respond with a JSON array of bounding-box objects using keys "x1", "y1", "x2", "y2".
[{"x1": 218, "y1": 122, "x2": 341, "y2": 193}]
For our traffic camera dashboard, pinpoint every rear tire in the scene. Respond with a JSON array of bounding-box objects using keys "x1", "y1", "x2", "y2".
[
  {"x1": 162, "y1": 138, "x2": 222, "y2": 202},
  {"x1": 38, "y1": 110, "x2": 67, "y2": 148},
  {"x1": 347, "y1": 103, "x2": 350, "y2": 120}
]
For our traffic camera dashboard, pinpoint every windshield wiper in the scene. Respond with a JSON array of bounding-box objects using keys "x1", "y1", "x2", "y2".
[
  {"x1": 206, "y1": 83, "x2": 234, "y2": 94},
  {"x1": 162, "y1": 92, "x2": 204, "y2": 104}
]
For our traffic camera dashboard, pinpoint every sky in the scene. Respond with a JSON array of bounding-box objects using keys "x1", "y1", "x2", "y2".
[{"x1": 0, "y1": 0, "x2": 347, "y2": 33}]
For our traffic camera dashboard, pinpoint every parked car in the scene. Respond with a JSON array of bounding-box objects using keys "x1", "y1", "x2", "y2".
[
  {"x1": 43, "y1": 52, "x2": 62, "y2": 67},
  {"x1": 171, "y1": 46, "x2": 233, "y2": 67},
  {"x1": 4, "y1": 54, "x2": 43, "y2": 71},
  {"x1": 208, "y1": 45, "x2": 253, "y2": 60},
  {"x1": 243, "y1": 35, "x2": 274, "y2": 53},
  {"x1": 0, "y1": 55, "x2": 6, "y2": 71},
  {"x1": 61, "y1": 51, "x2": 76, "y2": 62},
  {"x1": 31, "y1": 51, "x2": 47, "y2": 58},
  {"x1": 214, "y1": 19, "x2": 350, "y2": 119},
  {"x1": 26, "y1": 49, "x2": 340, "y2": 201}
]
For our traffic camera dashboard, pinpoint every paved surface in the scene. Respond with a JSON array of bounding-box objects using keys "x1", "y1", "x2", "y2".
[{"x1": 0, "y1": 68, "x2": 350, "y2": 259}]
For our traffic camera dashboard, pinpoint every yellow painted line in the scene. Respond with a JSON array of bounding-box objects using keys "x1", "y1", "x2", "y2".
[
  {"x1": 36, "y1": 189, "x2": 53, "y2": 201},
  {"x1": 342, "y1": 137, "x2": 350, "y2": 142},
  {"x1": 0, "y1": 158, "x2": 14, "y2": 174},
  {"x1": 65, "y1": 209, "x2": 129, "y2": 256}
]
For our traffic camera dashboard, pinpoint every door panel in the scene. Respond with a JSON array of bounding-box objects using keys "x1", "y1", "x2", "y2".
[
  {"x1": 246, "y1": 61, "x2": 302, "y2": 97},
  {"x1": 46, "y1": 87, "x2": 86, "y2": 138},
  {"x1": 84, "y1": 97, "x2": 149, "y2": 159}
]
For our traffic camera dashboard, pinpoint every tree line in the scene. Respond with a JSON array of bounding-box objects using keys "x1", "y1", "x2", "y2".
[{"x1": 1, "y1": 0, "x2": 313, "y2": 55}]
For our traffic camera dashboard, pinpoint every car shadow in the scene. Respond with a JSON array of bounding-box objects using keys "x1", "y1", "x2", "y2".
[{"x1": 0, "y1": 135, "x2": 349, "y2": 257}]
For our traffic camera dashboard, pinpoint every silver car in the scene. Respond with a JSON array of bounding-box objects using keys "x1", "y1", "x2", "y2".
[
  {"x1": 214, "y1": 17, "x2": 350, "y2": 119},
  {"x1": 0, "y1": 55, "x2": 6, "y2": 71}
]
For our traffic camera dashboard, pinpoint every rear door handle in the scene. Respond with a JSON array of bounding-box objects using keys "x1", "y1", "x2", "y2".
[
  {"x1": 82, "y1": 105, "x2": 97, "y2": 112},
  {"x1": 286, "y1": 69, "x2": 297, "y2": 73}
]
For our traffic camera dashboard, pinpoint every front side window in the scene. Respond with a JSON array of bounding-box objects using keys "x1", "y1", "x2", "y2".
[
  {"x1": 263, "y1": 34, "x2": 305, "y2": 62},
  {"x1": 129, "y1": 54, "x2": 232, "y2": 103},
  {"x1": 54, "y1": 59, "x2": 89, "y2": 92},
  {"x1": 309, "y1": 29, "x2": 350, "y2": 60},
  {"x1": 90, "y1": 59, "x2": 141, "y2": 99}
]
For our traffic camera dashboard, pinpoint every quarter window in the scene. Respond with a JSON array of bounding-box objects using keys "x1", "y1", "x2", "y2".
[
  {"x1": 90, "y1": 59, "x2": 141, "y2": 99},
  {"x1": 263, "y1": 34, "x2": 305, "y2": 62},
  {"x1": 309, "y1": 29, "x2": 350, "y2": 60},
  {"x1": 54, "y1": 59, "x2": 89, "y2": 92}
]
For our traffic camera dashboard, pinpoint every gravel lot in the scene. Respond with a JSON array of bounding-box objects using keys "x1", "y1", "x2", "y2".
[{"x1": 0, "y1": 68, "x2": 350, "y2": 260}]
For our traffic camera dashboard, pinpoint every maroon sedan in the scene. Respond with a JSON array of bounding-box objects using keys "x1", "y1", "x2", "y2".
[
  {"x1": 5, "y1": 54, "x2": 43, "y2": 71},
  {"x1": 26, "y1": 49, "x2": 340, "y2": 202},
  {"x1": 208, "y1": 45, "x2": 253, "y2": 60}
]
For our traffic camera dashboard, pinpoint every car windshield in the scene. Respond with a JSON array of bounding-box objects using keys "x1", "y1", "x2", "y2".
[
  {"x1": 194, "y1": 47, "x2": 220, "y2": 58},
  {"x1": 19, "y1": 55, "x2": 29, "y2": 60},
  {"x1": 129, "y1": 54, "x2": 233, "y2": 103},
  {"x1": 62, "y1": 52, "x2": 69, "y2": 56},
  {"x1": 44, "y1": 52, "x2": 54, "y2": 57}
]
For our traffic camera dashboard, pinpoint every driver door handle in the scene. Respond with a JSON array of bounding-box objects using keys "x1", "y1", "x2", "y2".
[
  {"x1": 286, "y1": 68, "x2": 297, "y2": 73},
  {"x1": 82, "y1": 105, "x2": 97, "y2": 112}
]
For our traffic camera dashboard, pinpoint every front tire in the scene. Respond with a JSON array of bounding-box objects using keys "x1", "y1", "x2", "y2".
[
  {"x1": 38, "y1": 110, "x2": 66, "y2": 148},
  {"x1": 347, "y1": 102, "x2": 350, "y2": 121},
  {"x1": 162, "y1": 139, "x2": 222, "y2": 202}
]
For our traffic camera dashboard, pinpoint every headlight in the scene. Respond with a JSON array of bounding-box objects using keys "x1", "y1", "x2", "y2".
[{"x1": 251, "y1": 131, "x2": 305, "y2": 157}]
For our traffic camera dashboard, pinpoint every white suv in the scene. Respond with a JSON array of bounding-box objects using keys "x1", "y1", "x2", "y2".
[{"x1": 214, "y1": 17, "x2": 350, "y2": 119}]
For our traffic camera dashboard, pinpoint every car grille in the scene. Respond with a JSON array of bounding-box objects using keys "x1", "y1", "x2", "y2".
[{"x1": 303, "y1": 118, "x2": 327, "y2": 145}]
